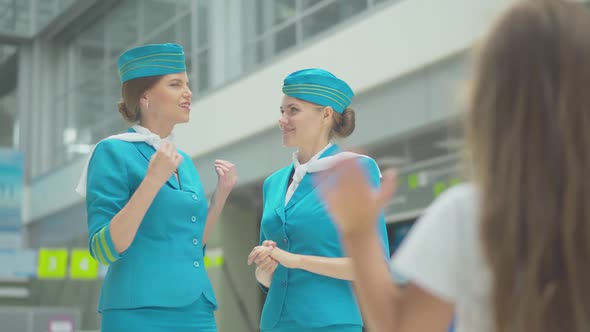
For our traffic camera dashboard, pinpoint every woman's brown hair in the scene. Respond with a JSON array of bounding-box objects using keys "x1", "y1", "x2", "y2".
[
  {"x1": 466, "y1": 1, "x2": 590, "y2": 331},
  {"x1": 331, "y1": 107, "x2": 356, "y2": 139},
  {"x1": 117, "y1": 76, "x2": 162, "y2": 122}
]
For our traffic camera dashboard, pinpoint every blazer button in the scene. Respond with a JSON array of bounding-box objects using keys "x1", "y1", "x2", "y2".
[
  {"x1": 193, "y1": 238, "x2": 199, "y2": 246},
  {"x1": 192, "y1": 194, "x2": 199, "y2": 200},
  {"x1": 194, "y1": 261, "x2": 200, "y2": 268},
  {"x1": 283, "y1": 238, "x2": 288, "y2": 244},
  {"x1": 191, "y1": 216, "x2": 197, "y2": 222},
  {"x1": 282, "y1": 280, "x2": 287, "y2": 288}
]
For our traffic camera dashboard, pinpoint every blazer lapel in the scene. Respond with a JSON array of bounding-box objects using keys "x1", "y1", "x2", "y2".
[
  {"x1": 285, "y1": 144, "x2": 341, "y2": 212},
  {"x1": 284, "y1": 173, "x2": 315, "y2": 211},
  {"x1": 176, "y1": 156, "x2": 194, "y2": 192},
  {"x1": 134, "y1": 141, "x2": 155, "y2": 163},
  {"x1": 134, "y1": 142, "x2": 179, "y2": 190},
  {"x1": 273, "y1": 165, "x2": 293, "y2": 224}
]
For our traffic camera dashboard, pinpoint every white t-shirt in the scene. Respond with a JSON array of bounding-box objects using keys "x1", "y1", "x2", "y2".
[{"x1": 390, "y1": 183, "x2": 493, "y2": 332}]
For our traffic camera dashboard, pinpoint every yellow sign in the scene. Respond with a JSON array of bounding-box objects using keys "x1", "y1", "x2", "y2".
[
  {"x1": 70, "y1": 249, "x2": 99, "y2": 279},
  {"x1": 37, "y1": 249, "x2": 68, "y2": 279},
  {"x1": 204, "y1": 248, "x2": 224, "y2": 269},
  {"x1": 215, "y1": 256, "x2": 224, "y2": 266}
]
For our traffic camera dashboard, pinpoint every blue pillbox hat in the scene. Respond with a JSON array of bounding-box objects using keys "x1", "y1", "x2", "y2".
[
  {"x1": 117, "y1": 43, "x2": 186, "y2": 83},
  {"x1": 282, "y1": 68, "x2": 354, "y2": 113}
]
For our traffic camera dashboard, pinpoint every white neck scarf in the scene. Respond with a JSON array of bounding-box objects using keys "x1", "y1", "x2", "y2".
[
  {"x1": 74, "y1": 125, "x2": 174, "y2": 197},
  {"x1": 284, "y1": 143, "x2": 377, "y2": 206}
]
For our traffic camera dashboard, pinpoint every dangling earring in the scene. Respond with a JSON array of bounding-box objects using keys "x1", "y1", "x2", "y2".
[{"x1": 146, "y1": 100, "x2": 150, "y2": 111}]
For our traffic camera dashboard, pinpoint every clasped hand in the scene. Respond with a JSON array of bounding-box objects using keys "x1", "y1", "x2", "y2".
[{"x1": 247, "y1": 240, "x2": 301, "y2": 271}]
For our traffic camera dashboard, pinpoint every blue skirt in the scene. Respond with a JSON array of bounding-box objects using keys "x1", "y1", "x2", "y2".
[
  {"x1": 261, "y1": 306, "x2": 362, "y2": 332},
  {"x1": 100, "y1": 295, "x2": 217, "y2": 332},
  {"x1": 261, "y1": 326, "x2": 361, "y2": 332}
]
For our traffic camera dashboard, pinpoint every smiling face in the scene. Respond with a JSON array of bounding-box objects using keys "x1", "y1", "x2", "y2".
[
  {"x1": 141, "y1": 72, "x2": 193, "y2": 125},
  {"x1": 278, "y1": 95, "x2": 333, "y2": 149}
]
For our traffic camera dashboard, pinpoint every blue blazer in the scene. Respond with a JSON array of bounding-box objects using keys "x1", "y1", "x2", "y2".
[
  {"x1": 85, "y1": 134, "x2": 216, "y2": 312},
  {"x1": 258, "y1": 144, "x2": 390, "y2": 329}
]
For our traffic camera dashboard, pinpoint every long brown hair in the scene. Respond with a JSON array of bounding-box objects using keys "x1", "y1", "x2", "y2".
[{"x1": 466, "y1": 1, "x2": 590, "y2": 331}]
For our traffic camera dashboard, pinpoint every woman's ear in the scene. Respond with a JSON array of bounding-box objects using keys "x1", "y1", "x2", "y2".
[
  {"x1": 323, "y1": 106, "x2": 334, "y2": 120},
  {"x1": 139, "y1": 94, "x2": 150, "y2": 111}
]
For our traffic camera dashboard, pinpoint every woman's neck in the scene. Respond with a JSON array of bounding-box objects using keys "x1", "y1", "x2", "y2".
[
  {"x1": 297, "y1": 141, "x2": 331, "y2": 164},
  {"x1": 139, "y1": 120, "x2": 173, "y2": 138}
]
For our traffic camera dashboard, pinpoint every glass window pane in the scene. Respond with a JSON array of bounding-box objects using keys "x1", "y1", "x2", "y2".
[
  {"x1": 55, "y1": 49, "x2": 69, "y2": 97},
  {"x1": 302, "y1": 0, "x2": 328, "y2": 10},
  {"x1": 107, "y1": 64, "x2": 121, "y2": 110},
  {"x1": 175, "y1": 0, "x2": 191, "y2": 11},
  {"x1": 241, "y1": 41, "x2": 263, "y2": 71},
  {"x1": 302, "y1": 0, "x2": 368, "y2": 39},
  {"x1": 88, "y1": 126, "x2": 107, "y2": 147},
  {"x1": 101, "y1": 114, "x2": 127, "y2": 137},
  {"x1": 77, "y1": 43, "x2": 104, "y2": 78},
  {"x1": 37, "y1": 0, "x2": 58, "y2": 31},
  {"x1": 53, "y1": 99, "x2": 67, "y2": 166},
  {"x1": 108, "y1": 0, "x2": 138, "y2": 58},
  {"x1": 0, "y1": 4, "x2": 13, "y2": 31},
  {"x1": 78, "y1": 17, "x2": 105, "y2": 83},
  {"x1": 80, "y1": 17, "x2": 104, "y2": 43},
  {"x1": 0, "y1": 45, "x2": 17, "y2": 65},
  {"x1": 255, "y1": 0, "x2": 265, "y2": 35},
  {"x1": 254, "y1": 35, "x2": 273, "y2": 65},
  {"x1": 176, "y1": 14, "x2": 192, "y2": 52},
  {"x1": 197, "y1": 0, "x2": 210, "y2": 47},
  {"x1": 143, "y1": 0, "x2": 177, "y2": 38},
  {"x1": 0, "y1": 1, "x2": 31, "y2": 34},
  {"x1": 77, "y1": 78, "x2": 105, "y2": 135},
  {"x1": 185, "y1": 55, "x2": 193, "y2": 79},
  {"x1": 274, "y1": 24, "x2": 296, "y2": 54},
  {"x1": 197, "y1": 49, "x2": 210, "y2": 93},
  {"x1": 146, "y1": 25, "x2": 176, "y2": 45},
  {"x1": 58, "y1": 0, "x2": 76, "y2": 11},
  {"x1": 257, "y1": 40, "x2": 266, "y2": 64},
  {"x1": 274, "y1": 0, "x2": 296, "y2": 26},
  {"x1": 0, "y1": 90, "x2": 16, "y2": 147}
]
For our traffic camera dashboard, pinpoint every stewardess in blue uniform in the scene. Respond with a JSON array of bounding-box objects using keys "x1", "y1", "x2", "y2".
[
  {"x1": 75, "y1": 43, "x2": 237, "y2": 332},
  {"x1": 247, "y1": 68, "x2": 390, "y2": 332}
]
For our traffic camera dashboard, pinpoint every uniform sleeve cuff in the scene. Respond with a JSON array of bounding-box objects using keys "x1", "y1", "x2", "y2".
[
  {"x1": 257, "y1": 282, "x2": 269, "y2": 294},
  {"x1": 91, "y1": 225, "x2": 121, "y2": 266}
]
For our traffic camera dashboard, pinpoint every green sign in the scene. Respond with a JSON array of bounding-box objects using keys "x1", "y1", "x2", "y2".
[
  {"x1": 407, "y1": 173, "x2": 419, "y2": 189},
  {"x1": 37, "y1": 249, "x2": 68, "y2": 279},
  {"x1": 70, "y1": 249, "x2": 99, "y2": 279},
  {"x1": 385, "y1": 156, "x2": 463, "y2": 220},
  {"x1": 433, "y1": 181, "x2": 447, "y2": 197}
]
